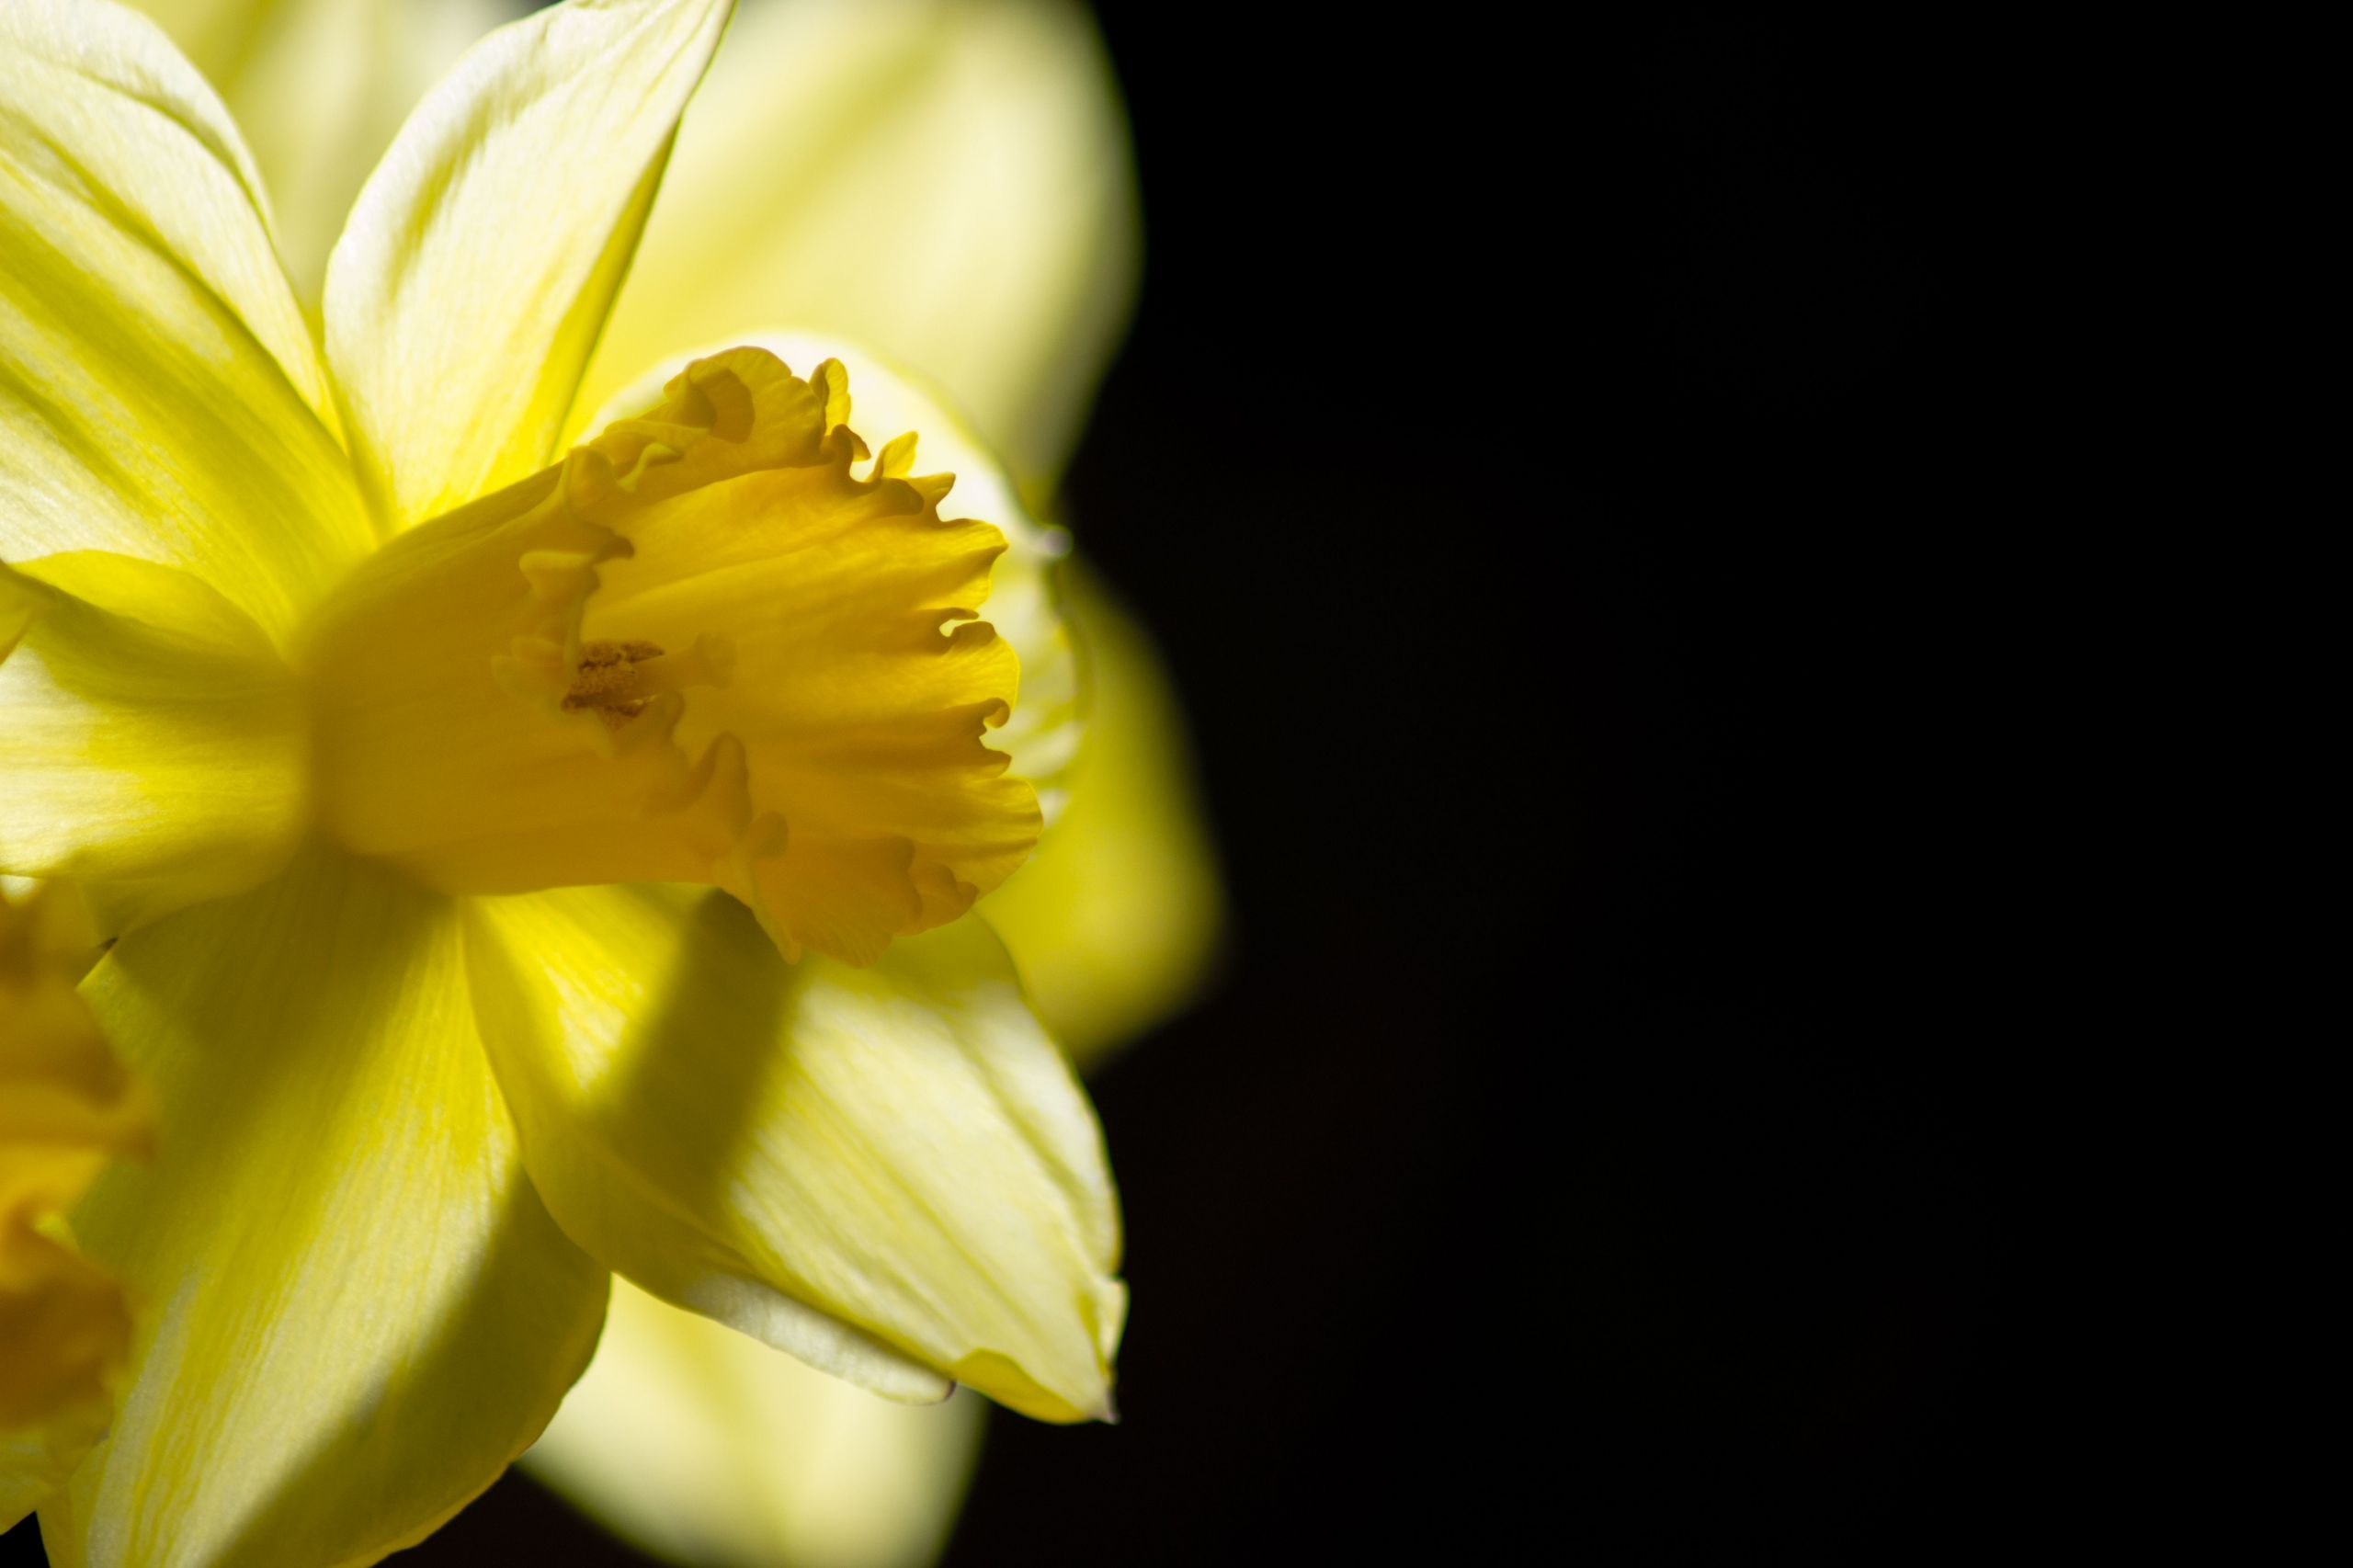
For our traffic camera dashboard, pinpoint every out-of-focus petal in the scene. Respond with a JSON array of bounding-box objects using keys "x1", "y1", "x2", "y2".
[
  {"x1": 0, "y1": 1230, "x2": 131, "y2": 1530},
  {"x1": 129, "y1": 0, "x2": 517, "y2": 309},
  {"x1": 582, "y1": 0, "x2": 1142, "y2": 486},
  {"x1": 0, "y1": 881, "x2": 152, "y2": 1532},
  {"x1": 984, "y1": 568, "x2": 1223, "y2": 1064},
  {"x1": 578, "y1": 332, "x2": 1083, "y2": 824},
  {"x1": 0, "y1": 881, "x2": 148, "y2": 1229},
  {"x1": 39, "y1": 849, "x2": 608, "y2": 1568},
  {"x1": 0, "y1": 0, "x2": 369, "y2": 641},
  {"x1": 465, "y1": 881, "x2": 1124, "y2": 1423},
  {"x1": 524, "y1": 1277, "x2": 985, "y2": 1568},
  {"x1": 324, "y1": 0, "x2": 733, "y2": 532},
  {"x1": 1, "y1": 554, "x2": 306, "y2": 934}
]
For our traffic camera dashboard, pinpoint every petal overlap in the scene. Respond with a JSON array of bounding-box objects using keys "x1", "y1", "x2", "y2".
[
  {"x1": 40, "y1": 849, "x2": 608, "y2": 1568},
  {"x1": 130, "y1": 0, "x2": 512, "y2": 308},
  {"x1": 580, "y1": 0, "x2": 1142, "y2": 485},
  {"x1": 0, "y1": 0, "x2": 370, "y2": 640},
  {"x1": 466, "y1": 881, "x2": 1124, "y2": 1423},
  {"x1": 324, "y1": 0, "x2": 734, "y2": 532},
  {"x1": 0, "y1": 552, "x2": 307, "y2": 933},
  {"x1": 523, "y1": 1277, "x2": 986, "y2": 1568}
]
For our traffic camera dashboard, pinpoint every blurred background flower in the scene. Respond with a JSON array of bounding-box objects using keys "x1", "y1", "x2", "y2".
[{"x1": 1, "y1": 879, "x2": 153, "y2": 1530}]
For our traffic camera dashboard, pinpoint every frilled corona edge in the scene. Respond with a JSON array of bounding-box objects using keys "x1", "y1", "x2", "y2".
[{"x1": 303, "y1": 347, "x2": 1040, "y2": 966}]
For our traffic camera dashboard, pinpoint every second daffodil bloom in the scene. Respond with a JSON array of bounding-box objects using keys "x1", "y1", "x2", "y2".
[
  {"x1": 1, "y1": 880, "x2": 153, "y2": 1528},
  {"x1": 0, "y1": 0, "x2": 1124, "y2": 1562}
]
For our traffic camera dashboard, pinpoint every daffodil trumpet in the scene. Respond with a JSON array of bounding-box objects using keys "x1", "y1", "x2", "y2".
[
  {"x1": 0, "y1": 2, "x2": 1123, "y2": 1563},
  {"x1": 302, "y1": 347, "x2": 1039, "y2": 966}
]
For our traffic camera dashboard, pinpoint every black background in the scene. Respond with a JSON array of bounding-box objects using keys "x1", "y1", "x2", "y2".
[{"x1": 9, "y1": 6, "x2": 2061, "y2": 1564}]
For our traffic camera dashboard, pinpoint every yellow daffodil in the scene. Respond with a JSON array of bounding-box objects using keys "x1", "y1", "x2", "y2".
[
  {"x1": 99, "y1": 4, "x2": 1222, "y2": 1565},
  {"x1": 1, "y1": 880, "x2": 153, "y2": 1529},
  {"x1": 1, "y1": 0, "x2": 1129, "y2": 1562},
  {"x1": 121, "y1": 0, "x2": 1220, "y2": 1062}
]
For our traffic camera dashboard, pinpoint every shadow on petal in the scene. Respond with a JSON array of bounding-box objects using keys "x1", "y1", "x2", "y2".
[{"x1": 210, "y1": 1176, "x2": 608, "y2": 1565}]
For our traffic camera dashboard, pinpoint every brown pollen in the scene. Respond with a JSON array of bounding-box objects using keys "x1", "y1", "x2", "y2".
[{"x1": 563, "y1": 639, "x2": 665, "y2": 727}]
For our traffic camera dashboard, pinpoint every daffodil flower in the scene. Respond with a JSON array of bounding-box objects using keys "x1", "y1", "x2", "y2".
[
  {"x1": 1, "y1": 0, "x2": 1125, "y2": 1562},
  {"x1": 1, "y1": 880, "x2": 153, "y2": 1529},
  {"x1": 125, "y1": 0, "x2": 1222, "y2": 1066},
  {"x1": 118, "y1": 6, "x2": 1216, "y2": 1565}
]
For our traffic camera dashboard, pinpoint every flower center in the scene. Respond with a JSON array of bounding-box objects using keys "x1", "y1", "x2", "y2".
[
  {"x1": 563, "y1": 640, "x2": 666, "y2": 724},
  {"x1": 299, "y1": 349, "x2": 1038, "y2": 965}
]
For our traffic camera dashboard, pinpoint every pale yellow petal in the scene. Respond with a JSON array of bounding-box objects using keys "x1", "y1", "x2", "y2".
[
  {"x1": 984, "y1": 568, "x2": 1224, "y2": 1064},
  {"x1": 0, "y1": 553, "x2": 307, "y2": 934},
  {"x1": 0, "y1": 0, "x2": 370, "y2": 639},
  {"x1": 525, "y1": 1277, "x2": 985, "y2": 1568},
  {"x1": 466, "y1": 881, "x2": 1124, "y2": 1423},
  {"x1": 578, "y1": 331, "x2": 1084, "y2": 824},
  {"x1": 324, "y1": 0, "x2": 734, "y2": 531},
  {"x1": 39, "y1": 849, "x2": 608, "y2": 1568},
  {"x1": 129, "y1": 0, "x2": 517, "y2": 309},
  {"x1": 583, "y1": 0, "x2": 1141, "y2": 484}
]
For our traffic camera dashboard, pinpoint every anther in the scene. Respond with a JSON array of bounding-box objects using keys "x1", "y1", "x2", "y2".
[{"x1": 563, "y1": 639, "x2": 666, "y2": 725}]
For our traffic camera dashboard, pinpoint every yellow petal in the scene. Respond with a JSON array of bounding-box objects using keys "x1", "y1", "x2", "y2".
[
  {"x1": 985, "y1": 568, "x2": 1224, "y2": 1064},
  {"x1": 0, "y1": 552, "x2": 307, "y2": 934},
  {"x1": 40, "y1": 848, "x2": 608, "y2": 1568},
  {"x1": 577, "y1": 331, "x2": 1084, "y2": 825},
  {"x1": 581, "y1": 0, "x2": 1141, "y2": 484},
  {"x1": 0, "y1": 0, "x2": 371, "y2": 640},
  {"x1": 129, "y1": 0, "x2": 516, "y2": 310},
  {"x1": 465, "y1": 881, "x2": 1124, "y2": 1424},
  {"x1": 524, "y1": 1277, "x2": 985, "y2": 1568},
  {"x1": 324, "y1": 0, "x2": 734, "y2": 532}
]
